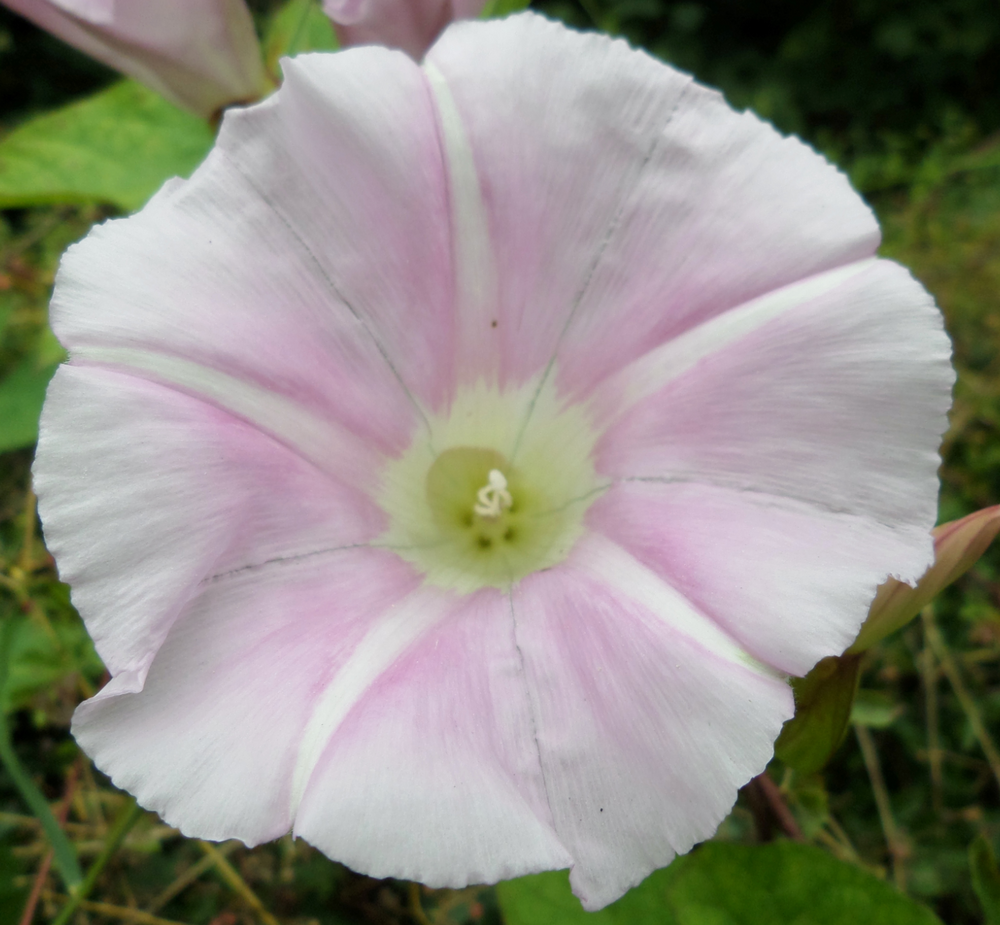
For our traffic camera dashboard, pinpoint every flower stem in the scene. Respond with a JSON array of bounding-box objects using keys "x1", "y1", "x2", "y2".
[
  {"x1": 922, "y1": 604, "x2": 1000, "y2": 793},
  {"x1": 919, "y1": 615, "x2": 944, "y2": 815},
  {"x1": 44, "y1": 892, "x2": 188, "y2": 925},
  {"x1": 18, "y1": 761, "x2": 78, "y2": 925},
  {"x1": 408, "y1": 881, "x2": 433, "y2": 925},
  {"x1": 50, "y1": 798, "x2": 144, "y2": 925},
  {"x1": 197, "y1": 840, "x2": 280, "y2": 925},
  {"x1": 855, "y1": 724, "x2": 908, "y2": 890},
  {"x1": 147, "y1": 841, "x2": 240, "y2": 914}
]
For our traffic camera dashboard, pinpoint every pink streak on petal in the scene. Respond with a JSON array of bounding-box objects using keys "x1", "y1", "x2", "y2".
[
  {"x1": 52, "y1": 121, "x2": 426, "y2": 456},
  {"x1": 589, "y1": 480, "x2": 932, "y2": 676},
  {"x1": 220, "y1": 51, "x2": 456, "y2": 412},
  {"x1": 72, "y1": 548, "x2": 420, "y2": 846},
  {"x1": 512, "y1": 549, "x2": 792, "y2": 910},
  {"x1": 553, "y1": 85, "x2": 880, "y2": 398},
  {"x1": 425, "y1": 13, "x2": 877, "y2": 392},
  {"x1": 34, "y1": 365, "x2": 385, "y2": 681},
  {"x1": 1, "y1": 0, "x2": 266, "y2": 117},
  {"x1": 295, "y1": 588, "x2": 571, "y2": 886},
  {"x1": 324, "y1": 0, "x2": 486, "y2": 59},
  {"x1": 426, "y1": 14, "x2": 690, "y2": 388},
  {"x1": 597, "y1": 260, "x2": 952, "y2": 538}
]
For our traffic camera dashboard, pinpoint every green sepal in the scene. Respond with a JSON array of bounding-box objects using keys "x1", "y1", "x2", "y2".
[{"x1": 773, "y1": 653, "x2": 862, "y2": 775}]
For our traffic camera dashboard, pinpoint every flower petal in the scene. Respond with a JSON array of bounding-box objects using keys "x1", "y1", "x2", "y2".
[
  {"x1": 213, "y1": 49, "x2": 458, "y2": 412},
  {"x1": 293, "y1": 588, "x2": 571, "y2": 886},
  {"x1": 72, "y1": 548, "x2": 420, "y2": 845},
  {"x1": 511, "y1": 535, "x2": 793, "y2": 909},
  {"x1": 52, "y1": 65, "x2": 444, "y2": 454},
  {"x1": 324, "y1": 0, "x2": 485, "y2": 59},
  {"x1": 424, "y1": 13, "x2": 878, "y2": 392},
  {"x1": 596, "y1": 259, "x2": 952, "y2": 551},
  {"x1": 34, "y1": 366, "x2": 384, "y2": 679},
  {"x1": 2, "y1": 0, "x2": 267, "y2": 117},
  {"x1": 588, "y1": 480, "x2": 929, "y2": 676}
]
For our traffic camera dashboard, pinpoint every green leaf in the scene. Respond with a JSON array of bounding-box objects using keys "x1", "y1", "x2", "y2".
[
  {"x1": 663, "y1": 842, "x2": 943, "y2": 925},
  {"x1": 480, "y1": 0, "x2": 532, "y2": 16},
  {"x1": 497, "y1": 843, "x2": 942, "y2": 925},
  {"x1": 497, "y1": 867, "x2": 673, "y2": 925},
  {"x1": 264, "y1": 0, "x2": 339, "y2": 76},
  {"x1": 774, "y1": 653, "x2": 862, "y2": 774},
  {"x1": 970, "y1": 835, "x2": 1000, "y2": 925},
  {"x1": 0, "y1": 617, "x2": 83, "y2": 892},
  {"x1": 1, "y1": 613, "x2": 103, "y2": 716},
  {"x1": 0, "y1": 80, "x2": 214, "y2": 212},
  {"x1": 0, "y1": 355, "x2": 60, "y2": 453}
]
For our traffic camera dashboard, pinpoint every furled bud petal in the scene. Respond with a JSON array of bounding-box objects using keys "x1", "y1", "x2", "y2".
[
  {"x1": 1, "y1": 0, "x2": 270, "y2": 118},
  {"x1": 323, "y1": 0, "x2": 486, "y2": 58},
  {"x1": 850, "y1": 505, "x2": 1000, "y2": 652}
]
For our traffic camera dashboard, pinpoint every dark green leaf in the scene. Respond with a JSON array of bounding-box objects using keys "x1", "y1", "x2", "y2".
[
  {"x1": 970, "y1": 835, "x2": 1000, "y2": 925},
  {"x1": 481, "y1": 0, "x2": 533, "y2": 16},
  {"x1": 0, "y1": 80, "x2": 214, "y2": 212},
  {"x1": 774, "y1": 654, "x2": 861, "y2": 774},
  {"x1": 0, "y1": 355, "x2": 59, "y2": 453}
]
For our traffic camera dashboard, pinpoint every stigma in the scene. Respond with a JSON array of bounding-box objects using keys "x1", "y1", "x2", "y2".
[{"x1": 473, "y1": 469, "x2": 513, "y2": 519}]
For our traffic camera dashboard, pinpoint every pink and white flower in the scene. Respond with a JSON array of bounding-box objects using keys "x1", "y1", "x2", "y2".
[
  {"x1": 1, "y1": 0, "x2": 268, "y2": 117},
  {"x1": 324, "y1": 0, "x2": 486, "y2": 58},
  {"x1": 34, "y1": 13, "x2": 953, "y2": 910}
]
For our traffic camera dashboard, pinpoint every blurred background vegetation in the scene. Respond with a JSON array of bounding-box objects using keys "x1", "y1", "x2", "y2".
[{"x1": 1, "y1": 0, "x2": 999, "y2": 923}]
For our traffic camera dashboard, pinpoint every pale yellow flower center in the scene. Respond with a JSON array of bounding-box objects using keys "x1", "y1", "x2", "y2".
[{"x1": 378, "y1": 375, "x2": 606, "y2": 592}]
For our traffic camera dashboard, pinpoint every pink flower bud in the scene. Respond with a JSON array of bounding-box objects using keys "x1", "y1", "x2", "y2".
[
  {"x1": 323, "y1": 0, "x2": 486, "y2": 58},
  {"x1": 850, "y1": 505, "x2": 1000, "y2": 652},
  {"x1": 1, "y1": 0, "x2": 269, "y2": 118}
]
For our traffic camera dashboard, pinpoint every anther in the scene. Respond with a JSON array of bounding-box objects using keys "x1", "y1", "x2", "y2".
[{"x1": 473, "y1": 469, "x2": 513, "y2": 519}]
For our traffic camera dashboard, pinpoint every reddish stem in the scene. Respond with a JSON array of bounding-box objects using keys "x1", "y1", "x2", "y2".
[{"x1": 18, "y1": 761, "x2": 79, "y2": 925}]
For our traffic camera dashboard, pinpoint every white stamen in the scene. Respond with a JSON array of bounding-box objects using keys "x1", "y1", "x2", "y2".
[{"x1": 473, "y1": 468, "x2": 512, "y2": 518}]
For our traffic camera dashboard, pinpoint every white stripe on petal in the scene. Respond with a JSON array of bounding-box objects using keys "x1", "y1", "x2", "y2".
[
  {"x1": 575, "y1": 533, "x2": 782, "y2": 678},
  {"x1": 423, "y1": 60, "x2": 498, "y2": 382},
  {"x1": 71, "y1": 346, "x2": 379, "y2": 487},
  {"x1": 289, "y1": 586, "x2": 452, "y2": 817},
  {"x1": 593, "y1": 258, "x2": 878, "y2": 421}
]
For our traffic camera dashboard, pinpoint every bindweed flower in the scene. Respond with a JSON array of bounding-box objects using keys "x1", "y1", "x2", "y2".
[
  {"x1": 34, "y1": 13, "x2": 953, "y2": 910},
  {"x1": 1, "y1": 0, "x2": 269, "y2": 118},
  {"x1": 324, "y1": 0, "x2": 485, "y2": 58}
]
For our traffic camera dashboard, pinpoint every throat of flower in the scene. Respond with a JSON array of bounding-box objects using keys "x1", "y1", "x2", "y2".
[{"x1": 378, "y1": 377, "x2": 604, "y2": 593}]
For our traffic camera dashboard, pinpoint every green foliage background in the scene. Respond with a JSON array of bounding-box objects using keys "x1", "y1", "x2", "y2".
[{"x1": 0, "y1": 1, "x2": 999, "y2": 924}]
